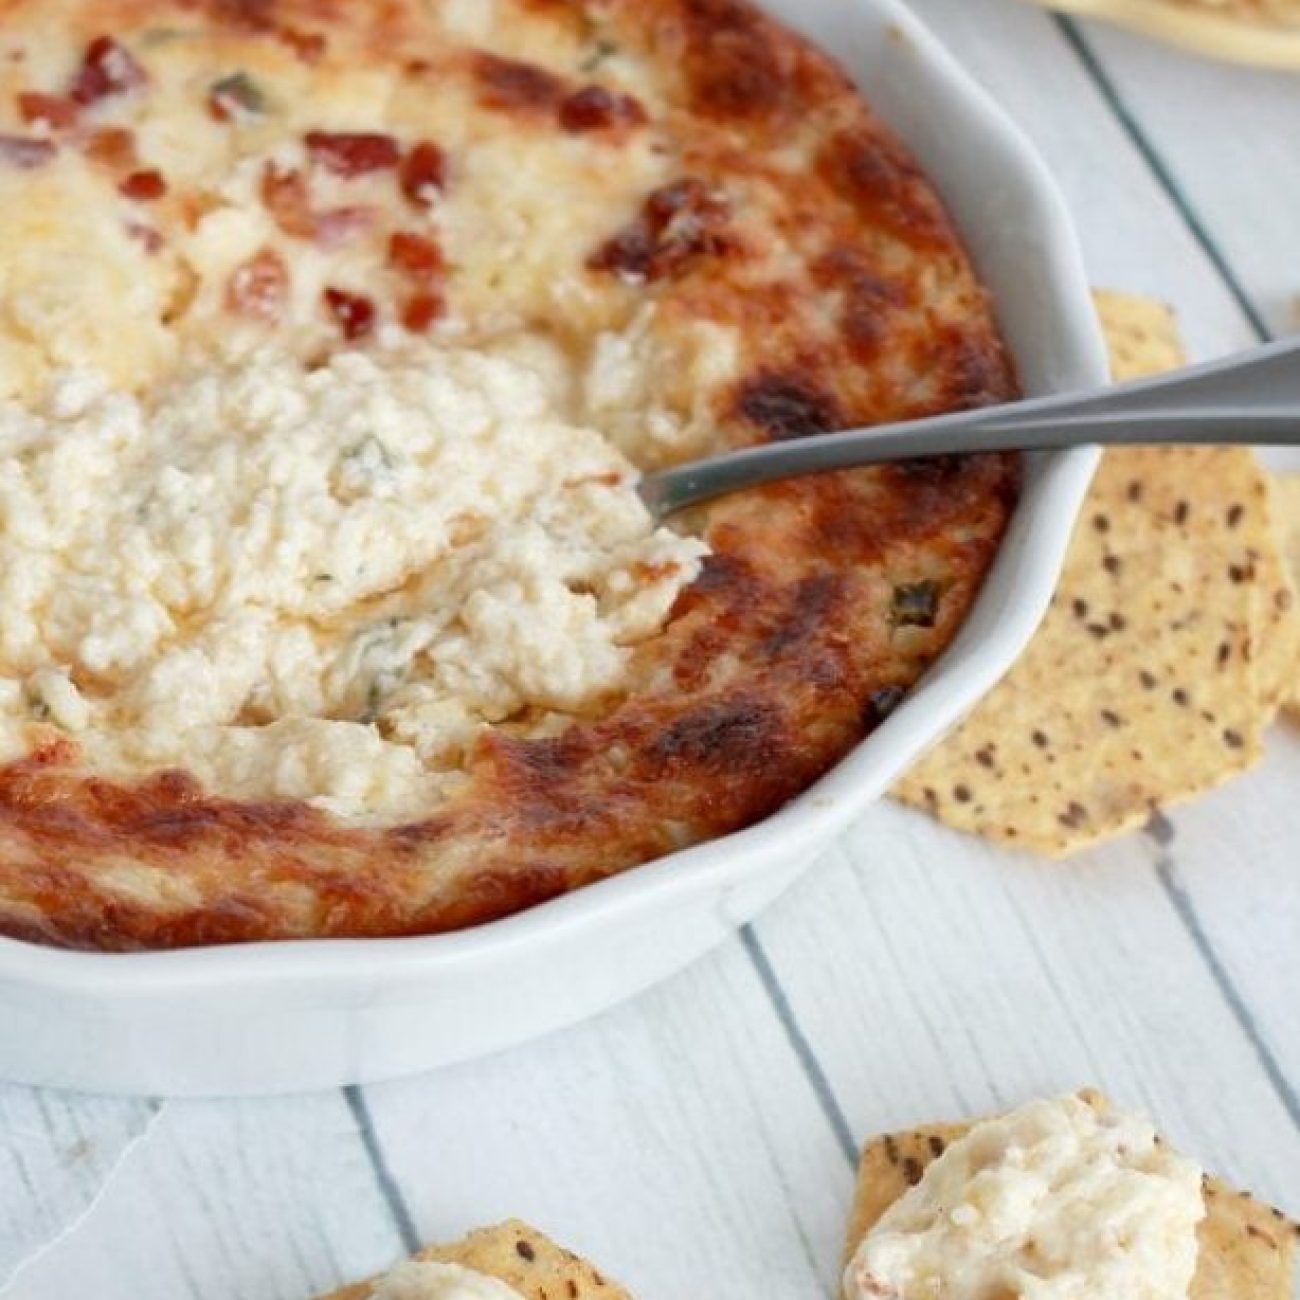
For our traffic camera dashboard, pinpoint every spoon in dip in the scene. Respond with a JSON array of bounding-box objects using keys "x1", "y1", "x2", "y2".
[{"x1": 640, "y1": 335, "x2": 1300, "y2": 519}]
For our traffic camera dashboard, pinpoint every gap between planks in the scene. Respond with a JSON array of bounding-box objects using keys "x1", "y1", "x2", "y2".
[
  {"x1": 1052, "y1": 15, "x2": 1273, "y2": 342},
  {"x1": 343, "y1": 1088, "x2": 421, "y2": 1256}
]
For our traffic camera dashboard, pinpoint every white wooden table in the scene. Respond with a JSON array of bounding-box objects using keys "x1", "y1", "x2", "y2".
[{"x1": 3, "y1": 4, "x2": 1298, "y2": 1297}]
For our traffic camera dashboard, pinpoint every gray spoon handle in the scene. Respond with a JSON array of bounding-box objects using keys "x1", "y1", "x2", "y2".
[{"x1": 640, "y1": 335, "x2": 1300, "y2": 520}]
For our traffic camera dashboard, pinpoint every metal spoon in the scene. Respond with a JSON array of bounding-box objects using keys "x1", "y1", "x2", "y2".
[{"x1": 639, "y1": 335, "x2": 1300, "y2": 519}]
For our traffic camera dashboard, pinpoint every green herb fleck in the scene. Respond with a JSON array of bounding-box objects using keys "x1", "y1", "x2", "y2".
[
  {"x1": 342, "y1": 436, "x2": 395, "y2": 473},
  {"x1": 580, "y1": 38, "x2": 619, "y2": 74},
  {"x1": 891, "y1": 581, "x2": 940, "y2": 629},
  {"x1": 141, "y1": 27, "x2": 189, "y2": 47},
  {"x1": 23, "y1": 686, "x2": 51, "y2": 722},
  {"x1": 211, "y1": 71, "x2": 267, "y2": 116}
]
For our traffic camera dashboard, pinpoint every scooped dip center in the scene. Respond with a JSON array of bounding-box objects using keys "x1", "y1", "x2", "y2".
[{"x1": 0, "y1": 341, "x2": 707, "y2": 820}]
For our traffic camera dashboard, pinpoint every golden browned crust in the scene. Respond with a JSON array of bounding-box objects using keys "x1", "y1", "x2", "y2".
[{"x1": 0, "y1": 0, "x2": 1019, "y2": 950}]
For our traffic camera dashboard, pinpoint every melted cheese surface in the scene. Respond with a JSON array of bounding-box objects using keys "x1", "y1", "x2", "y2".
[
  {"x1": 0, "y1": 3, "x2": 745, "y2": 816},
  {"x1": 0, "y1": 2, "x2": 681, "y2": 399}
]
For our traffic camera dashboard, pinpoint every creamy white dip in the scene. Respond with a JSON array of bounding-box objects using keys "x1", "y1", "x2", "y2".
[
  {"x1": 0, "y1": 340, "x2": 706, "y2": 819},
  {"x1": 371, "y1": 1260, "x2": 525, "y2": 1300},
  {"x1": 844, "y1": 1095, "x2": 1204, "y2": 1300}
]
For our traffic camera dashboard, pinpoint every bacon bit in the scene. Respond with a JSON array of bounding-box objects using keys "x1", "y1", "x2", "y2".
[
  {"x1": 564, "y1": 470, "x2": 624, "y2": 490},
  {"x1": 388, "y1": 231, "x2": 444, "y2": 280},
  {"x1": 589, "y1": 177, "x2": 732, "y2": 284},
  {"x1": 324, "y1": 287, "x2": 376, "y2": 341},
  {"x1": 399, "y1": 140, "x2": 446, "y2": 208},
  {"x1": 632, "y1": 558, "x2": 681, "y2": 584},
  {"x1": 82, "y1": 126, "x2": 138, "y2": 170},
  {"x1": 314, "y1": 206, "x2": 378, "y2": 249},
  {"x1": 401, "y1": 292, "x2": 445, "y2": 333},
  {"x1": 28, "y1": 736, "x2": 78, "y2": 767},
  {"x1": 126, "y1": 222, "x2": 164, "y2": 255},
  {"x1": 646, "y1": 178, "x2": 730, "y2": 234},
  {"x1": 389, "y1": 232, "x2": 446, "y2": 330},
  {"x1": 474, "y1": 52, "x2": 564, "y2": 113},
  {"x1": 70, "y1": 36, "x2": 146, "y2": 106},
  {"x1": 260, "y1": 163, "x2": 316, "y2": 240},
  {"x1": 304, "y1": 131, "x2": 400, "y2": 177},
  {"x1": 17, "y1": 91, "x2": 78, "y2": 130},
  {"x1": 278, "y1": 27, "x2": 327, "y2": 65},
  {"x1": 0, "y1": 134, "x2": 56, "y2": 168},
  {"x1": 120, "y1": 168, "x2": 167, "y2": 201},
  {"x1": 226, "y1": 248, "x2": 288, "y2": 322},
  {"x1": 261, "y1": 162, "x2": 375, "y2": 246},
  {"x1": 558, "y1": 85, "x2": 646, "y2": 133}
]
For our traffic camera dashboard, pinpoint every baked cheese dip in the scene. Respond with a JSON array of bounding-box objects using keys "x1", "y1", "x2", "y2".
[
  {"x1": 844, "y1": 1095, "x2": 1204, "y2": 1300},
  {"x1": 0, "y1": 0, "x2": 1020, "y2": 949}
]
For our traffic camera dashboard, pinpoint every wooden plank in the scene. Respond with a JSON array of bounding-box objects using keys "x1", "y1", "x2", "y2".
[
  {"x1": 750, "y1": 800, "x2": 1300, "y2": 1214},
  {"x1": 1138, "y1": 726, "x2": 1300, "y2": 1107},
  {"x1": 1066, "y1": 16, "x2": 1300, "y2": 340},
  {"x1": 358, "y1": 941, "x2": 854, "y2": 1300},
  {"x1": 0, "y1": 1095, "x2": 404, "y2": 1300},
  {"x1": 0, "y1": 1089, "x2": 155, "y2": 1282},
  {"x1": 908, "y1": 0, "x2": 1260, "y2": 361}
]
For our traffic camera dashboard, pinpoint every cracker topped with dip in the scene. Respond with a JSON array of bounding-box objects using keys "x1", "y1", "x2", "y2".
[
  {"x1": 843, "y1": 1092, "x2": 1298, "y2": 1300},
  {"x1": 322, "y1": 1220, "x2": 632, "y2": 1300}
]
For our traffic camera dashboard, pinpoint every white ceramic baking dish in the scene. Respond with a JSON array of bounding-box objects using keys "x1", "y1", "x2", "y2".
[{"x1": 0, "y1": 0, "x2": 1109, "y2": 1097}]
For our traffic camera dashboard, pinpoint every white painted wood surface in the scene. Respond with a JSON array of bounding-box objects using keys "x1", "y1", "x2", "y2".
[{"x1": 2, "y1": 3, "x2": 1298, "y2": 1297}]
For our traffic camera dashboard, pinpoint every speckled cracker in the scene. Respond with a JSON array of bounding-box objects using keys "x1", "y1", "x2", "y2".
[
  {"x1": 321, "y1": 1221, "x2": 633, "y2": 1300},
  {"x1": 893, "y1": 293, "x2": 1299, "y2": 857},
  {"x1": 1272, "y1": 474, "x2": 1300, "y2": 717},
  {"x1": 1094, "y1": 296, "x2": 1298, "y2": 716},
  {"x1": 1020, "y1": 0, "x2": 1300, "y2": 69},
  {"x1": 1091, "y1": 294, "x2": 1296, "y2": 717},
  {"x1": 843, "y1": 1100, "x2": 1299, "y2": 1300}
]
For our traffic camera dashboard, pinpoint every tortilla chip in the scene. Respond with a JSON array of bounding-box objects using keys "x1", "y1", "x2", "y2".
[
  {"x1": 1020, "y1": 0, "x2": 1300, "y2": 69},
  {"x1": 843, "y1": 1099, "x2": 1298, "y2": 1300},
  {"x1": 1252, "y1": 474, "x2": 1300, "y2": 713},
  {"x1": 1094, "y1": 299, "x2": 1297, "y2": 716},
  {"x1": 893, "y1": 292, "x2": 1299, "y2": 857},
  {"x1": 1092, "y1": 289, "x2": 1185, "y2": 381},
  {"x1": 1272, "y1": 473, "x2": 1300, "y2": 716},
  {"x1": 320, "y1": 1221, "x2": 634, "y2": 1300}
]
